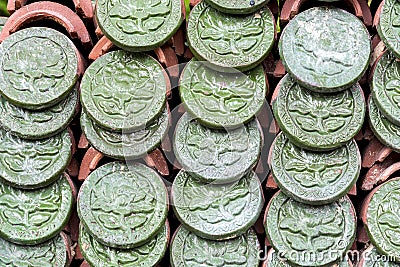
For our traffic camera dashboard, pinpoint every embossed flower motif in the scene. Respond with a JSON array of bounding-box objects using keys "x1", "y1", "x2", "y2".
[
  {"x1": 279, "y1": 205, "x2": 343, "y2": 252},
  {"x1": 284, "y1": 143, "x2": 348, "y2": 187},
  {"x1": 200, "y1": 10, "x2": 263, "y2": 55},
  {"x1": 2, "y1": 97, "x2": 62, "y2": 123},
  {"x1": 384, "y1": 62, "x2": 400, "y2": 106},
  {"x1": 392, "y1": 5, "x2": 400, "y2": 28},
  {"x1": 187, "y1": 178, "x2": 249, "y2": 223},
  {"x1": 93, "y1": 235, "x2": 157, "y2": 264},
  {"x1": 3, "y1": 38, "x2": 66, "y2": 93},
  {"x1": 186, "y1": 124, "x2": 249, "y2": 168},
  {"x1": 0, "y1": 132, "x2": 62, "y2": 174},
  {"x1": 0, "y1": 184, "x2": 60, "y2": 227},
  {"x1": 288, "y1": 89, "x2": 353, "y2": 134},
  {"x1": 191, "y1": 71, "x2": 256, "y2": 114},
  {"x1": 0, "y1": 243, "x2": 55, "y2": 267},
  {"x1": 93, "y1": 60, "x2": 154, "y2": 117},
  {"x1": 377, "y1": 194, "x2": 400, "y2": 246},
  {"x1": 294, "y1": 20, "x2": 354, "y2": 76},
  {"x1": 91, "y1": 179, "x2": 155, "y2": 231},
  {"x1": 109, "y1": 0, "x2": 170, "y2": 34},
  {"x1": 184, "y1": 234, "x2": 247, "y2": 266}
]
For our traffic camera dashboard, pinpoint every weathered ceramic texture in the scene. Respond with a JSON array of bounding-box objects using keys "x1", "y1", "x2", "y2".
[
  {"x1": 265, "y1": 192, "x2": 356, "y2": 267},
  {"x1": 279, "y1": 7, "x2": 370, "y2": 92},
  {"x1": 0, "y1": 175, "x2": 73, "y2": 245},
  {"x1": 170, "y1": 226, "x2": 260, "y2": 267},
  {"x1": 172, "y1": 170, "x2": 263, "y2": 240},
  {"x1": 372, "y1": 50, "x2": 400, "y2": 126},
  {"x1": 77, "y1": 161, "x2": 168, "y2": 249},
  {"x1": 173, "y1": 113, "x2": 261, "y2": 184},
  {"x1": 187, "y1": 1, "x2": 275, "y2": 71},
  {"x1": 0, "y1": 27, "x2": 78, "y2": 110},
  {"x1": 271, "y1": 133, "x2": 360, "y2": 205},
  {"x1": 378, "y1": 0, "x2": 400, "y2": 58},
  {"x1": 0, "y1": 234, "x2": 68, "y2": 267},
  {"x1": 179, "y1": 59, "x2": 267, "y2": 129},
  {"x1": 80, "y1": 50, "x2": 168, "y2": 132},
  {"x1": 204, "y1": 0, "x2": 269, "y2": 14},
  {"x1": 273, "y1": 74, "x2": 365, "y2": 151},
  {"x1": 368, "y1": 96, "x2": 400, "y2": 153},
  {"x1": 96, "y1": 0, "x2": 183, "y2": 51},
  {"x1": 0, "y1": 129, "x2": 72, "y2": 189},
  {"x1": 365, "y1": 178, "x2": 400, "y2": 263},
  {"x1": 79, "y1": 222, "x2": 169, "y2": 267},
  {"x1": 0, "y1": 89, "x2": 78, "y2": 140},
  {"x1": 80, "y1": 107, "x2": 169, "y2": 160}
]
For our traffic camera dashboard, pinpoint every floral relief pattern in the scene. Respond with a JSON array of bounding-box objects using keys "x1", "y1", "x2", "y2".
[
  {"x1": 282, "y1": 142, "x2": 349, "y2": 187},
  {"x1": 391, "y1": 3, "x2": 400, "y2": 29},
  {"x1": 279, "y1": 203, "x2": 344, "y2": 252},
  {"x1": 90, "y1": 174, "x2": 156, "y2": 231},
  {"x1": 294, "y1": 17, "x2": 355, "y2": 77},
  {"x1": 109, "y1": 0, "x2": 171, "y2": 34},
  {"x1": 190, "y1": 68, "x2": 258, "y2": 115},
  {"x1": 376, "y1": 191, "x2": 400, "y2": 248},
  {"x1": 184, "y1": 234, "x2": 248, "y2": 266},
  {"x1": 91, "y1": 58, "x2": 156, "y2": 118},
  {"x1": 1, "y1": 96, "x2": 67, "y2": 124},
  {"x1": 95, "y1": 112, "x2": 163, "y2": 145},
  {"x1": 383, "y1": 58, "x2": 400, "y2": 107},
  {"x1": 87, "y1": 227, "x2": 159, "y2": 265},
  {"x1": 199, "y1": 8, "x2": 264, "y2": 55},
  {"x1": 185, "y1": 177, "x2": 249, "y2": 223},
  {"x1": 0, "y1": 238, "x2": 58, "y2": 267},
  {"x1": 3, "y1": 37, "x2": 67, "y2": 93},
  {"x1": 185, "y1": 122, "x2": 250, "y2": 169},
  {"x1": 0, "y1": 131, "x2": 63, "y2": 174},
  {"x1": 0, "y1": 183, "x2": 61, "y2": 228},
  {"x1": 288, "y1": 87, "x2": 353, "y2": 134}
]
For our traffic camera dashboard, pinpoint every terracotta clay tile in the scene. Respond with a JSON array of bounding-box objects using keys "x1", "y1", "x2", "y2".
[
  {"x1": 1, "y1": 1, "x2": 93, "y2": 50},
  {"x1": 78, "y1": 147, "x2": 104, "y2": 181}
]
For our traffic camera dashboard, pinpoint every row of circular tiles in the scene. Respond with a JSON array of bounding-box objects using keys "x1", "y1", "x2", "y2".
[{"x1": 1, "y1": 159, "x2": 399, "y2": 267}]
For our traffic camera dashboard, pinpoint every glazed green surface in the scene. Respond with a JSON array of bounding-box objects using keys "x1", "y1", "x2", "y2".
[
  {"x1": 172, "y1": 170, "x2": 263, "y2": 240},
  {"x1": 279, "y1": 7, "x2": 370, "y2": 92},
  {"x1": 79, "y1": 223, "x2": 169, "y2": 267},
  {"x1": 0, "y1": 27, "x2": 78, "y2": 110},
  {"x1": 378, "y1": 0, "x2": 400, "y2": 58},
  {"x1": 271, "y1": 133, "x2": 360, "y2": 205},
  {"x1": 170, "y1": 226, "x2": 260, "y2": 267},
  {"x1": 173, "y1": 113, "x2": 261, "y2": 184},
  {"x1": 80, "y1": 50, "x2": 167, "y2": 132},
  {"x1": 179, "y1": 59, "x2": 267, "y2": 129},
  {"x1": 96, "y1": 0, "x2": 183, "y2": 51},
  {"x1": 265, "y1": 192, "x2": 356, "y2": 267},
  {"x1": 365, "y1": 179, "x2": 400, "y2": 263},
  {"x1": 0, "y1": 89, "x2": 77, "y2": 140},
  {"x1": 80, "y1": 108, "x2": 169, "y2": 160},
  {"x1": 368, "y1": 96, "x2": 400, "y2": 153},
  {"x1": 0, "y1": 175, "x2": 73, "y2": 245},
  {"x1": 0, "y1": 129, "x2": 71, "y2": 189},
  {"x1": 204, "y1": 0, "x2": 269, "y2": 14},
  {"x1": 187, "y1": 2, "x2": 275, "y2": 71},
  {"x1": 372, "y1": 50, "x2": 400, "y2": 126},
  {"x1": 273, "y1": 74, "x2": 365, "y2": 151},
  {"x1": 0, "y1": 234, "x2": 68, "y2": 267},
  {"x1": 77, "y1": 161, "x2": 168, "y2": 249}
]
